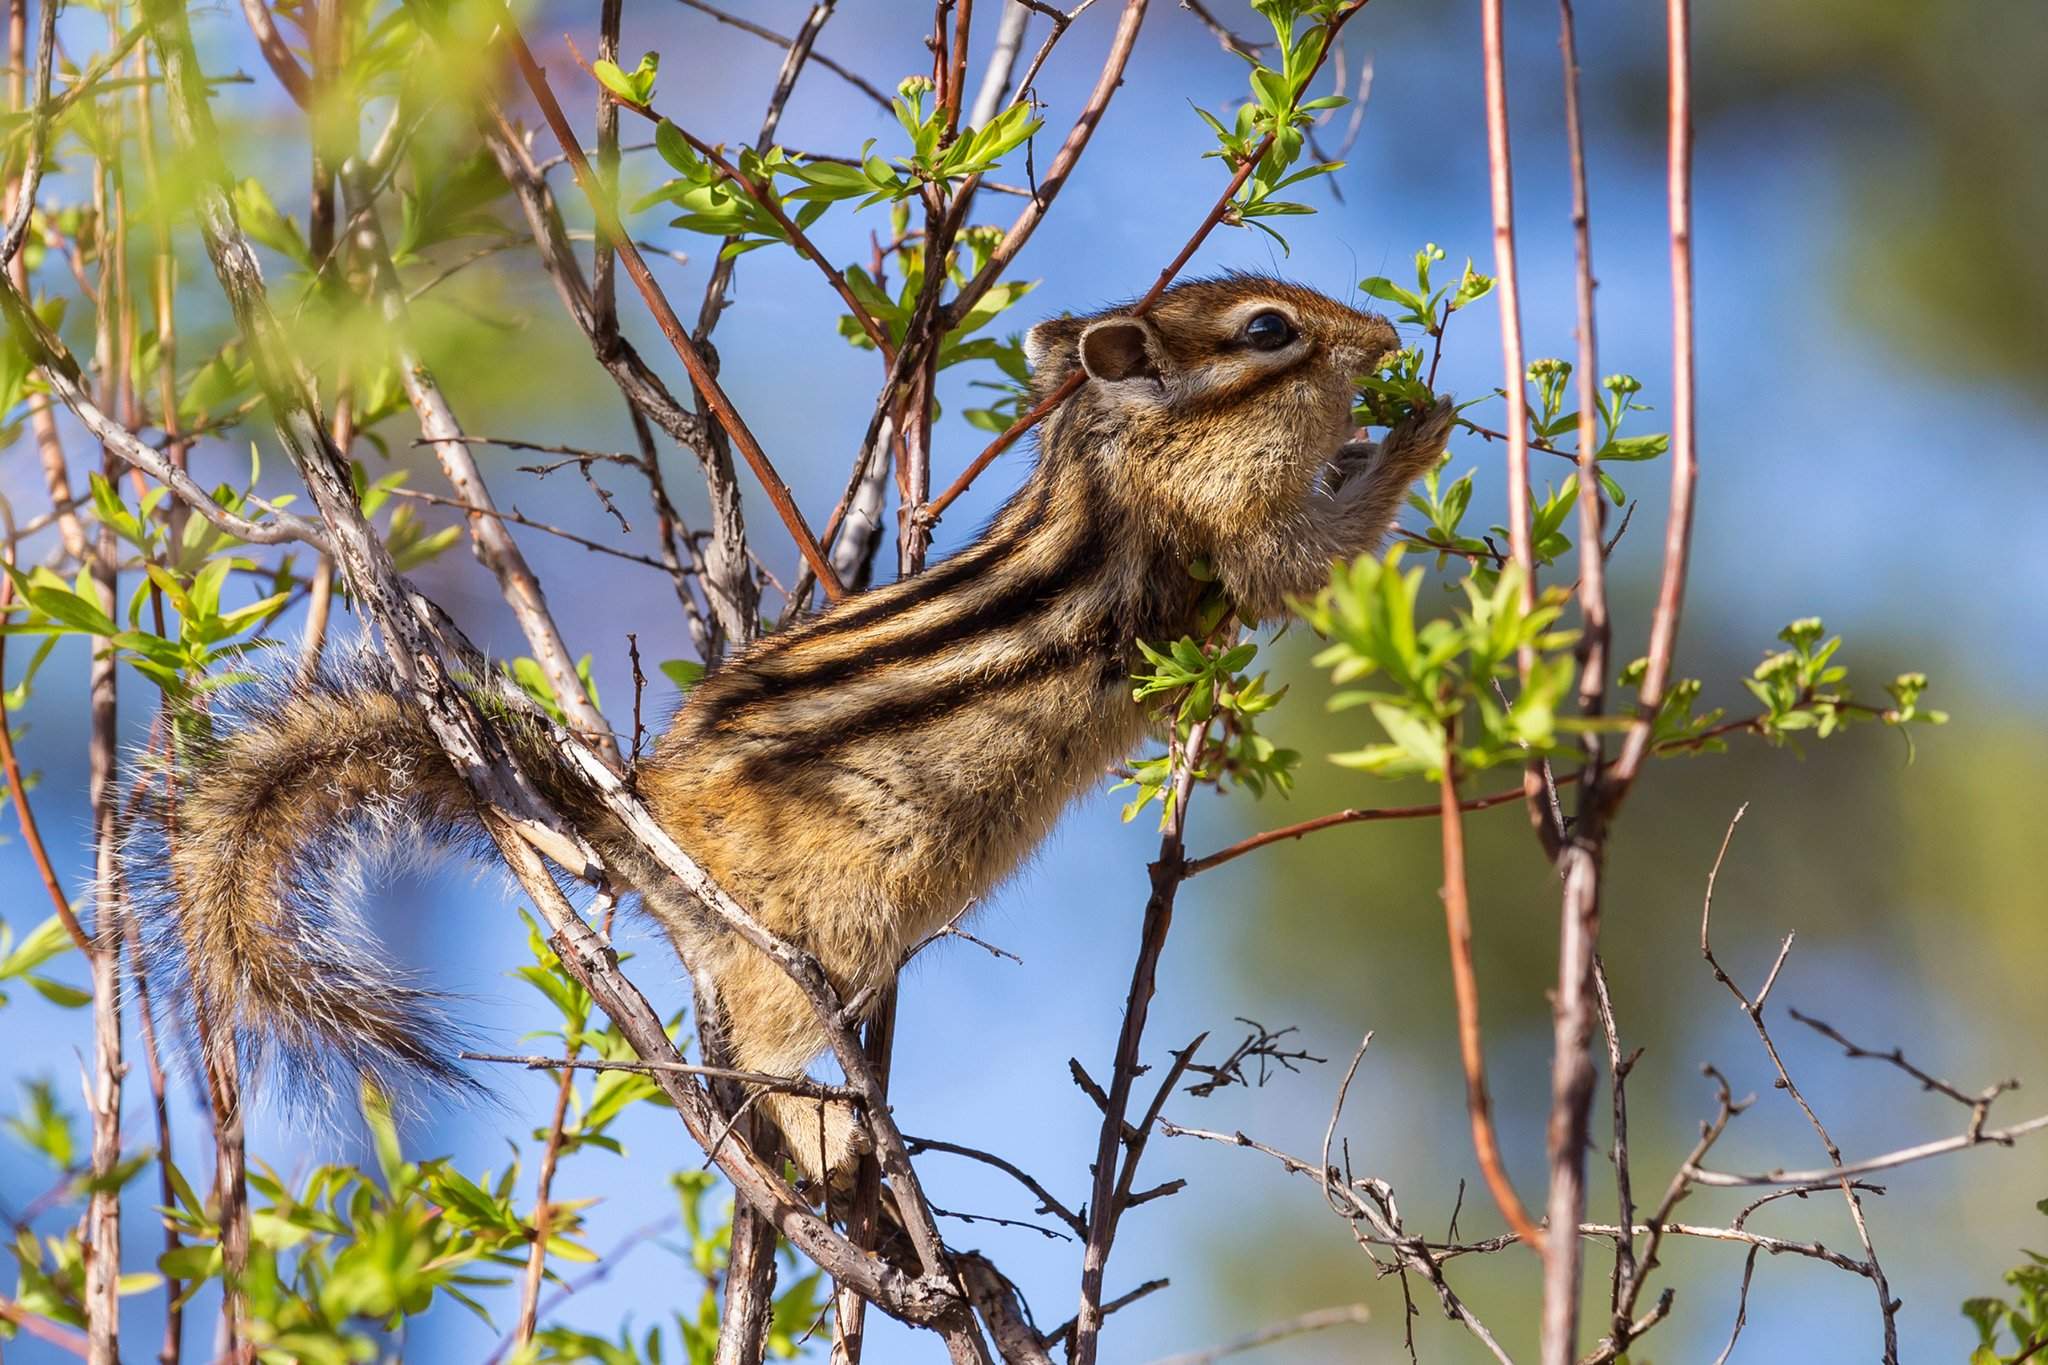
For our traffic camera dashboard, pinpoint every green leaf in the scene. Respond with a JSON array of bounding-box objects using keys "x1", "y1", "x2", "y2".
[
  {"x1": 658, "y1": 660, "x2": 704, "y2": 692},
  {"x1": 232, "y1": 180, "x2": 314, "y2": 271},
  {"x1": 0, "y1": 913, "x2": 78, "y2": 978},
  {"x1": 24, "y1": 976, "x2": 91, "y2": 1008},
  {"x1": 593, "y1": 52, "x2": 659, "y2": 107},
  {"x1": 654, "y1": 119, "x2": 699, "y2": 177},
  {"x1": 1599, "y1": 433, "x2": 1669, "y2": 462},
  {"x1": 159, "y1": 1245, "x2": 222, "y2": 1281},
  {"x1": 1370, "y1": 700, "x2": 1447, "y2": 776},
  {"x1": 27, "y1": 581, "x2": 118, "y2": 636}
]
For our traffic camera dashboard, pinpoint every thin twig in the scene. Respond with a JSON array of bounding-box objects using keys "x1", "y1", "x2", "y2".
[
  {"x1": 1786, "y1": 1008, "x2": 2017, "y2": 1136},
  {"x1": 1158, "y1": 1121, "x2": 1513, "y2": 1362},
  {"x1": 1140, "y1": 1304, "x2": 1371, "y2": 1365},
  {"x1": 1693, "y1": 806, "x2": 1898, "y2": 1361},
  {"x1": 1688, "y1": 1113, "x2": 2048, "y2": 1189},
  {"x1": 1035, "y1": 1278, "x2": 1170, "y2": 1354},
  {"x1": 1184, "y1": 771, "x2": 1580, "y2": 876},
  {"x1": 382, "y1": 487, "x2": 672, "y2": 571},
  {"x1": 905, "y1": 1136, "x2": 1086, "y2": 1238},
  {"x1": 673, "y1": 0, "x2": 895, "y2": 109},
  {"x1": 499, "y1": 14, "x2": 847, "y2": 601}
]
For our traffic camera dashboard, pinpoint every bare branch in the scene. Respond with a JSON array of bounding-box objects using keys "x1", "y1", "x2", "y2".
[
  {"x1": 1786, "y1": 1008, "x2": 2018, "y2": 1135},
  {"x1": 958, "y1": 1253, "x2": 1057, "y2": 1365},
  {"x1": 674, "y1": 0, "x2": 895, "y2": 110},
  {"x1": 1071, "y1": 723, "x2": 1207, "y2": 1365},
  {"x1": 1688, "y1": 1114, "x2": 2048, "y2": 1189},
  {"x1": 1691, "y1": 807, "x2": 1898, "y2": 1361},
  {"x1": 1157, "y1": 1121, "x2": 1514, "y2": 1363},
  {"x1": 1141, "y1": 1304, "x2": 1371, "y2": 1365},
  {"x1": 0, "y1": 276, "x2": 333, "y2": 551},
  {"x1": 904, "y1": 1136, "x2": 1086, "y2": 1238},
  {"x1": 498, "y1": 15, "x2": 848, "y2": 601}
]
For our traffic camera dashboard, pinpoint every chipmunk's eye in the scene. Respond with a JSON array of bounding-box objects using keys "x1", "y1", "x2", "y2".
[{"x1": 1242, "y1": 310, "x2": 1296, "y2": 351}]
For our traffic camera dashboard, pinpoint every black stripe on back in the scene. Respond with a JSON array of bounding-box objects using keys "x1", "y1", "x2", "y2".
[
  {"x1": 792, "y1": 473, "x2": 1059, "y2": 646},
  {"x1": 751, "y1": 613, "x2": 1134, "y2": 765},
  {"x1": 694, "y1": 499, "x2": 1111, "y2": 733}
]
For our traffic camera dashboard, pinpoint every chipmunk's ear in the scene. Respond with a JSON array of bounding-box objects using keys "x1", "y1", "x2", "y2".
[
  {"x1": 1023, "y1": 315, "x2": 1087, "y2": 397},
  {"x1": 1077, "y1": 317, "x2": 1162, "y2": 384},
  {"x1": 1024, "y1": 315, "x2": 1084, "y2": 374}
]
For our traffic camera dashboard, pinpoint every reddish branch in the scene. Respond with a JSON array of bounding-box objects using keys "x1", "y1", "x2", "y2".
[
  {"x1": 0, "y1": 1299, "x2": 90, "y2": 1357},
  {"x1": 497, "y1": 15, "x2": 848, "y2": 600},
  {"x1": 944, "y1": 0, "x2": 1151, "y2": 328},
  {"x1": 1183, "y1": 771, "x2": 1583, "y2": 877},
  {"x1": 0, "y1": 574, "x2": 92, "y2": 954},
  {"x1": 1438, "y1": 752, "x2": 1546, "y2": 1251},
  {"x1": 564, "y1": 39, "x2": 895, "y2": 359},
  {"x1": 1609, "y1": 0, "x2": 1698, "y2": 796},
  {"x1": 236, "y1": 0, "x2": 309, "y2": 105}
]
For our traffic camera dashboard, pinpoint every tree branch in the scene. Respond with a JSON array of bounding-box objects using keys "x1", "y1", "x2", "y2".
[{"x1": 498, "y1": 13, "x2": 847, "y2": 600}]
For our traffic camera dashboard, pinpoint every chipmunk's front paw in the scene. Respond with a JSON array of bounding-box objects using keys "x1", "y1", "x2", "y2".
[
  {"x1": 1329, "y1": 396, "x2": 1456, "y2": 496},
  {"x1": 1380, "y1": 395, "x2": 1457, "y2": 476}
]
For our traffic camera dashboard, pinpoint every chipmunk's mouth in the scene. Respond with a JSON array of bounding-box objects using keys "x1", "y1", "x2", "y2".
[
  {"x1": 1320, "y1": 436, "x2": 1377, "y2": 494},
  {"x1": 1332, "y1": 433, "x2": 1376, "y2": 469}
]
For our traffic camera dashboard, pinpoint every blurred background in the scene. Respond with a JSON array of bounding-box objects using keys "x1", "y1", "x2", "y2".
[{"x1": 3, "y1": 1, "x2": 2044, "y2": 1360}]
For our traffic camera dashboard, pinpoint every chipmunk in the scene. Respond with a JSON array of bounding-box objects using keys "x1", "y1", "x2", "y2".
[{"x1": 128, "y1": 274, "x2": 1454, "y2": 1181}]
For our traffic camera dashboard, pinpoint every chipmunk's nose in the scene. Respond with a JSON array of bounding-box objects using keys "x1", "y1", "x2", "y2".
[{"x1": 1333, "y1": 311, "x2": 1400, "y2": 374}]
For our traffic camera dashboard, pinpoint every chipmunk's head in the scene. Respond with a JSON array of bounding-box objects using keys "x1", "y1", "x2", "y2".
[{"x1": 1024, "y1": 275, "x2": 1400, "y2": 540}]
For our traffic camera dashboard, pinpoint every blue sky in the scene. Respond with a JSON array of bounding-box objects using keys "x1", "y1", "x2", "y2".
[{"x1": 3, "y1": 2, "x2": 2044, "y2": 1361}]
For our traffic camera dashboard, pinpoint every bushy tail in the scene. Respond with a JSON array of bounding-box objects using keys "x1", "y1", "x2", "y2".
[{"x1": 124, "y1": 650, "x2": 591, "y2": 1102}]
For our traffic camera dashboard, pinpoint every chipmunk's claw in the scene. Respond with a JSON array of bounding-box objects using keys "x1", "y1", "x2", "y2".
[{"x1": 1384, "y1": 395, "x2": 1457, "y2": 468}]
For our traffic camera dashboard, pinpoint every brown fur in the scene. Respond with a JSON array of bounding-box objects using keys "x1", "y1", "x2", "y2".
[{"x1": 139, "y1": 276, "x2": 1454, "y2": 1177}]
